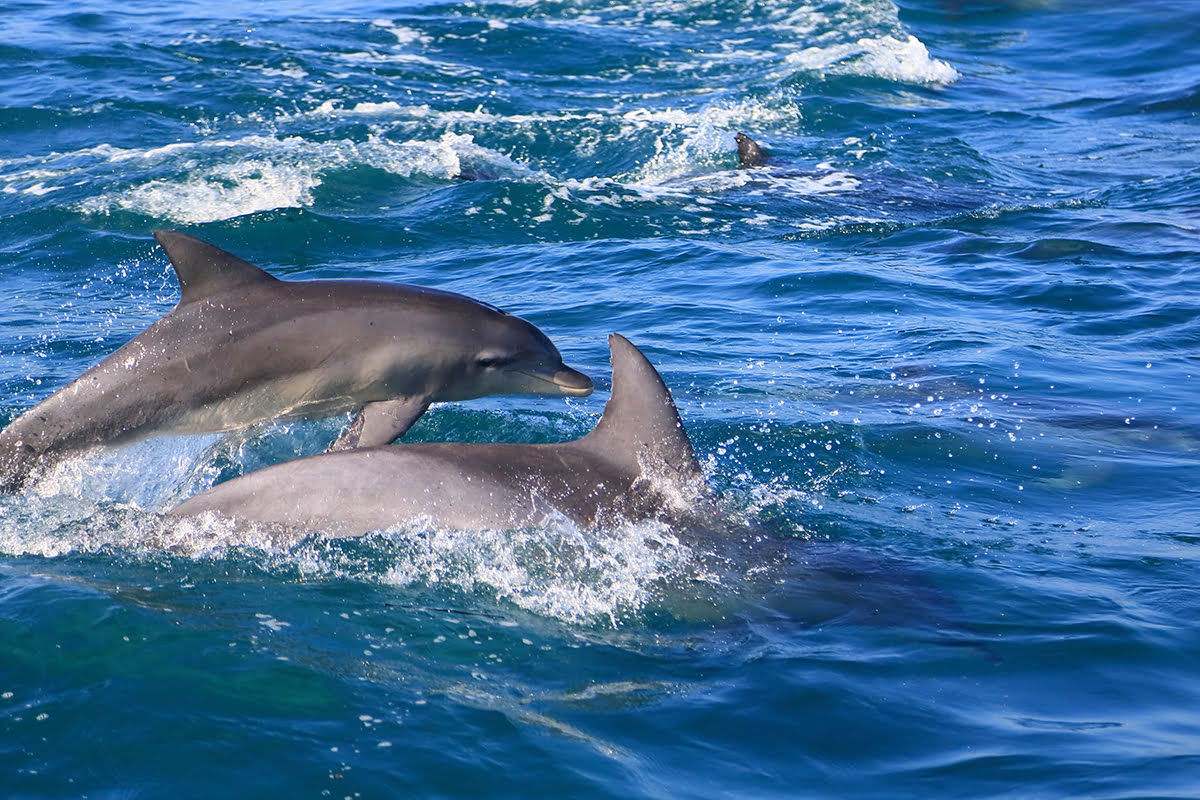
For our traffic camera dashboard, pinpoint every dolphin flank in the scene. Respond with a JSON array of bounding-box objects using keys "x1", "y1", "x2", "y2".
[
  {"x1": 0, "y1": 231, "x2": 592, "y2": 491},
  {"x1": 170, "y1": 334, "x2": 715, "y2": 535}
]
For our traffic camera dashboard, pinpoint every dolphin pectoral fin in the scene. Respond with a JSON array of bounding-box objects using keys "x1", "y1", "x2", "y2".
[{"x1": 329, "y1": 397, "x2": 430, "y2": 451}]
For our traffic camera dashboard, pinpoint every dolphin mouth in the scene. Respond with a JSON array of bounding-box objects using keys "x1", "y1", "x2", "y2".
[{"x1": 524, "y1": 365, "x2": 594, "y2": 397}]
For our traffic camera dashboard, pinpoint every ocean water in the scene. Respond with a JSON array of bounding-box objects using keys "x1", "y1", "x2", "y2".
[{"x1": 2, "y1": 0, "x2": 1199, "y2": 796}]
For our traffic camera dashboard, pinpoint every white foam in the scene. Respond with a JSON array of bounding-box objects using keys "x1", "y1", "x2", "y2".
[
  {"x1": 331, "y1": 49, "x2": 473, "y2": 75},
  {"x1": 347, "y1": 100, "x2": 405, "y2": 116},
  {"x1": 255, "y1": 65, "x2": 309, "y2": 81},
  {"x1": 0, "y1": 444, "x2": 710, "y2": 626},
  {"x1": 77, "y1": 132, "x2": 501, "y2": 224},
  {"x1": 377, "y1": 520, "x2": 697, "y2": 626},
  {"x1": 6, "y1": 182, "x2": 61, "y2": 196},
  {"x1": 789, "y1": 213, "x2": 888, "y2": 232},
  {"x1": 786, "y1": 34, "x2": 959, "y2": 85},
  {"x1": 95, "y1": 159, "x2": 322, "y2": 224},
  {"x1": 616, "y1": 98, "x2": 803, "y2": 186},
  {"x1": 484, "y1": 0, "x2": 956, "y2": 87},
  {"x1": 0, "y1": 510, "x2": 705, "y2": 626},
  {"x1": 294, "y1": 99, "x2": 606, "y2": 130},
  {"x1": 370, "y1": 19, "x2": 432, "y2": 46}
]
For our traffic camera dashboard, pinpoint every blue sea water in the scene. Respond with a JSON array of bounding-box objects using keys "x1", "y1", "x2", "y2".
[{"x1": 2, "y1": 0, "x2": 1200, "y2": 796}]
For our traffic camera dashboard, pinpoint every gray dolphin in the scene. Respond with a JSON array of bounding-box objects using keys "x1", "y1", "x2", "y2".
[
  {"x1": 170, "y1": 334, "x2": 715, "y2": 535},
  {"x1": 0, "y1": 231, "x2": 592, "y2": 491}
]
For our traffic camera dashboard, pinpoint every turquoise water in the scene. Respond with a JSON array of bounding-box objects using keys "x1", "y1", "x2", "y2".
[{"x1": 3, "y1": 0, "x2": 1200, "y2": 796}]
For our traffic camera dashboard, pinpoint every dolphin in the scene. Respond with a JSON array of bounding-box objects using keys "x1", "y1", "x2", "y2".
[
  {"x1": 170, "y1": 334, "x2": 715, "y2": 535},
  {"x1": 735, "y1": 132, "x2": 770, "y2": 168},
  {"x1": 0, "y1": 231, "x2": 592, "y2": 491}
]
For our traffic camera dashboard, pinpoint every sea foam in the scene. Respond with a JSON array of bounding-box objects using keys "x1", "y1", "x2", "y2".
[
  {"x1": 786, "y1": 34, "x2": 959, "y2": 84},
  {"x1": 78, "y1": 132, "x2": 492, "y2": 223}
]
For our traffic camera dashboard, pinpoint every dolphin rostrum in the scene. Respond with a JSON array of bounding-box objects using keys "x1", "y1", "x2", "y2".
[
  {"x1": 170, "y1": 334, "x2": 715, "y2": 535},
  {"x1": 0, "y1": 231, "x2": 592, "y2": 490}
]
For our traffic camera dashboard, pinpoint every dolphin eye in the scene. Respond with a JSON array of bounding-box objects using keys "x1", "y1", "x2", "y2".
[{"x1": 477, "y1": 355, "x2": 515, "y2": 369}]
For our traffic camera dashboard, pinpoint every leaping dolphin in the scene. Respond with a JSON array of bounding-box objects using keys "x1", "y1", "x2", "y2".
[
  {"x1": 170, "y1": 334, "x2": 715, "y2": 535},
  {"x1": 0, "y1": 231, "x2": 592, "y2": 491}
]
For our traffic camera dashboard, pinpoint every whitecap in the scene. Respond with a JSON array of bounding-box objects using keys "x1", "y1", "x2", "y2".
[
  {"x1": 370, "y1": 19, "x2": 432, "y2": 47},
  {"x1": 786, "y1": 34, "x2": 959, "y2": 85},
  {"x1": 89, "y1": 159, "x2": 323, "y2": 224},
  {"x1": 77, "y1": 131, "x2": 514, "y2": 223}
]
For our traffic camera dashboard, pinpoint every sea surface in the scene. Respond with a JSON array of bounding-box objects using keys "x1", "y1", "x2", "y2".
[{"x1": 2, "y1": 0, "x2": 1199, "y2": 796}]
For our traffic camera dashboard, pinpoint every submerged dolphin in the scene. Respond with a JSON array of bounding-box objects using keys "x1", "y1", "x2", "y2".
[
  {"x1": 0, "y1": 231, "x2": 592, "y2": 490},
  {"x1": 171, "y1": 334, "x2": 714, "y2": 535}
]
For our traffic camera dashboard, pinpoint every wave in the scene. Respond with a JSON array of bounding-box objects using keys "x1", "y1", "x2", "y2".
[
  {"x1": 2, "y1": 96, "x2": 863, "y2": 227},
  {"x1": 785, "y1": 33, "x2": 959, "y2": 84},
  {"x1": 74, "y1": 132, "x2": 508, "y2": 224},
  {"x1": 0, "y1": 0, "x2": 959, "y2": 228}
]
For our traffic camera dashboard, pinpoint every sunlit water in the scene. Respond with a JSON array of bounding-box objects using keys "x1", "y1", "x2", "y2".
[{"x1": 2, "y1": 0, "x2": 1199, "y2": 797}]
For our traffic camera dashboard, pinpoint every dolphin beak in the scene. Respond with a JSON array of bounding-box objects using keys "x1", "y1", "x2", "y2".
[
  {"x1": 518, "y1": 364, "x2": 593, "y2": 397},
  {"x1": 550, "y1": 365, "x2": 594, "y2": 396}
]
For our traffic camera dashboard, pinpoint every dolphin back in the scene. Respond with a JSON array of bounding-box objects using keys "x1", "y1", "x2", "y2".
[{"x1": 579, "y1": 334, "x2": 705, "y2": 494}]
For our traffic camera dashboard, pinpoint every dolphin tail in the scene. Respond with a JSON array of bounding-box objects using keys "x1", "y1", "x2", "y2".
[{"x1": 579, "y1": 334, "x2": 706, "y2": 494}]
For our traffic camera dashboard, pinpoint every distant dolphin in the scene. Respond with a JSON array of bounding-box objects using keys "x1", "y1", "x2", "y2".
[
  {"x1": 735, "y1": 132, "x2": 770, "y2": 168},
  {"x1": 0, "y1": 231, "x2": 592, "y2": 491},
  {"x1": 170, "y1": 334, "x2": 716, "y2": 535}
]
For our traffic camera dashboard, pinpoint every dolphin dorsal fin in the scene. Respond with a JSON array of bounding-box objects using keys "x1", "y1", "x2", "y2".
[
  {"x1": 580, "y1": 334, "x2": 704, "y2": 489},
  {"x1": 154, "y1": 230, "x2": 279, "y2": 306},
  {"x1": 735, "y1": 132, "x2": 768, "y2": 168}
]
